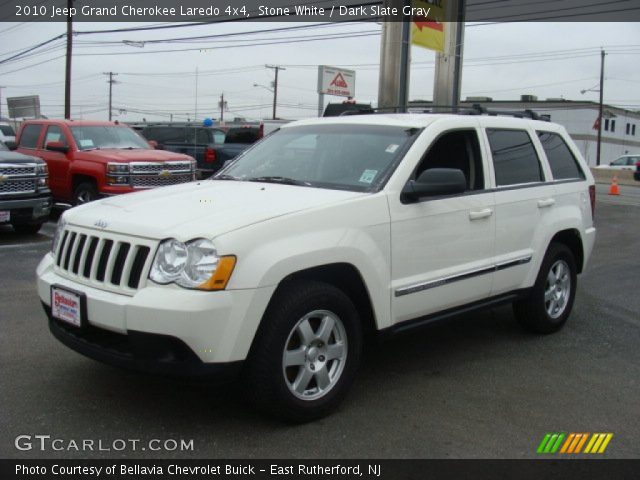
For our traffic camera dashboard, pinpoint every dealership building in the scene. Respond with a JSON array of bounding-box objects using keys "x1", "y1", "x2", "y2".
[{"x1": 410, "y1": 96, "x2": 640, "y2": 167}]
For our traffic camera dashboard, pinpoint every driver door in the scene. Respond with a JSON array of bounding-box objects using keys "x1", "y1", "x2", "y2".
[{"x1": 389, "y1": 125, "x2": 496, "y2": 324}]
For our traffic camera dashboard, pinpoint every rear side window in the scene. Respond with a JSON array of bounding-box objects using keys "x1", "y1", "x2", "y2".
[
  {"x1": 537, "y1": 131, "x2": 585, "y2": 180},
  {"x1": 19, "y1": 124, "x2": 42, "y2": 148},
  {"x1": 184, "y1": 127, "x2": 211, "y2": 144},
  {"x1": 225, "y1": 127, "x2": 260, "y2": 144},
  {"x1": 142, "y1": 127, "x2": 185, "y2": 144},
  {"x1": 487, "y1": 129, "x2": 542, "y2": 187},
  {"x1": 0, "y1": 125, "x2": 15, "y2": 136}
]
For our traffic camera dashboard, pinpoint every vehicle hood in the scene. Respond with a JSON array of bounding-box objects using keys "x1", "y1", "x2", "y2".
[
  {"x1": 0, "y1": 151, "x2": 43, "y2": 164},
  {"x1": 74, "y1": 148, "x2": 192, "y2": 163},
  {"x1": 65, "y1": 180, "x2": 365, "y2": 240}
]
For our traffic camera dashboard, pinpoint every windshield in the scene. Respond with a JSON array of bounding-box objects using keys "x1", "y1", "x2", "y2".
[
  {"x1": 0, "y1": 125, "x2": 15, "y2": 136},
  {"x1": 70, "y1": 126, "x2": 150, "y2": 151},
  {"x1": 219, "y1": 124, "x2": 417, "y2": 192}
]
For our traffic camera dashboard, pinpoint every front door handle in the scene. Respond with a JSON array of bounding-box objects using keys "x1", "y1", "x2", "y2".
[
  {"x1": 537, "y1": 198, "x2": 556, "y2": 208},
  {"x1": 469, "y1": 208, "x2": 493, "y2": 220}
]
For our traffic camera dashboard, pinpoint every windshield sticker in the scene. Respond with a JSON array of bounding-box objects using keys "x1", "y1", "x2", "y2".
[
  {"x1": 385, "y1": 144, "x2": 399, "y2": 153},
  {"x1": 79, "y1": 139, "x2": 94, "y2": 148},
  {"x1": 359, "y1": 169, "x2": 378, "y2": 184}
]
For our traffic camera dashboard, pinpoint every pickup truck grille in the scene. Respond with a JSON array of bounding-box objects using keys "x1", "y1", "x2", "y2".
[
  {"x1": 132, "y1": 173, "x2": 192, "y2": 188},
  {"x1": 130, "y1": 161, "x2": 192, "y2": 174},
  {"x1": 0, "y1": 164, "x2": 37, "y2": 195},
  {"x1": 54, "y1": 226, "x2": 156, "y2": 295}
]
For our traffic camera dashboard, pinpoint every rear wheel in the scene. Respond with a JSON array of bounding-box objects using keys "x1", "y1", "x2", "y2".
[
  {"x1": 244, "y1": 280, "x2": 362, "y2": 422},
  {"x1": 514, "y1": 242, "x2": 577, "y2": 334},
  {"x1": 73, "y1": 182, "x2": 98, "y2": 206}
]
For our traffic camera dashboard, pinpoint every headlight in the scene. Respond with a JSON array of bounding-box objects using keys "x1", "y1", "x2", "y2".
[
  {"x1": 36, "y1": 163, "x2": 48, "y2": 175},
  {"x1": 51, "y1": 216, "x2": 67, "y2": 254},
  {"x1": 107, "y1": 163, "x2": 129, "y2": 174},
  {"x1": 149, "y1": 238, "x2": 236, "y2": 290}
]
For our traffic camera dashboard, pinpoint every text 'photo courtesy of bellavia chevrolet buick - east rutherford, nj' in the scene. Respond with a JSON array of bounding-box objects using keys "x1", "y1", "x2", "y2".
[{"x1": 2, "y1": 1, "x2": 640, "y2": 478}]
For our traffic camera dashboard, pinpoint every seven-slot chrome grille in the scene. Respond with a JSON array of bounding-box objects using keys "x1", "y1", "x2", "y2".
[
  {"x1": 54, "y1": 226, "x2": 156, "y2": 295},
  {"x1": 0, "y1": 163, "x2": 37, "y2": 195}
]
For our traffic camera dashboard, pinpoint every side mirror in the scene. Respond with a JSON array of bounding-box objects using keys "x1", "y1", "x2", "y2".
[
  {"x1": 4, "y1": 140, "x2": 17, "y2": 150},
  {"x1": 402, "y1": 168, "x2": 467, "y2": 201},
  {"x1": 147, "y1": 140, "x2": 158, "y2": 149},
  {"x1": 45, "y1": 141, "x2": 69, "y2": 153}
]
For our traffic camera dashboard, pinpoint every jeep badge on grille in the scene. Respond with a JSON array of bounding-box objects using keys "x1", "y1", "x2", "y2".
[{"x1": 94, "y1": 219, "x2": 108, "y2": 229}]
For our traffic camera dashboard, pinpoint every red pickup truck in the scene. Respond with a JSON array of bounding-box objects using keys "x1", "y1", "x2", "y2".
[{"x1": 15, "y1": 120, "x2": 196, "y2": 205}]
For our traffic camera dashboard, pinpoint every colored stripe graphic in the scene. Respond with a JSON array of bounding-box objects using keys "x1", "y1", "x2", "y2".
[
  {"x1": 537, "y1": 433, "x2": 565, "y2": 453},
  {"x1": 539, "y1": 433, "x2": 613, "y2": 454},
  {"x1": 584, "y1": 433, "x2": 614, "y2": 453}
]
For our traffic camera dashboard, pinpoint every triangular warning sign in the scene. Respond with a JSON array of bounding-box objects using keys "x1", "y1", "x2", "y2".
[{"x1": 330, "y1": 73, "x2": 348, "y2": 88}]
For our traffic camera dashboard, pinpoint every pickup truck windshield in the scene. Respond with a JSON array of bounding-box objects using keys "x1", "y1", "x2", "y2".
[
  {"x1": 220, "y1": 124, "x2": 417, "y2": 192},
  {"x1": 70, "y1": 126, "x2": 150, "y2": 151}
]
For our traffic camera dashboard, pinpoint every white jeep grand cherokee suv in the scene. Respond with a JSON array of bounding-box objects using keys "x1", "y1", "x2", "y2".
[{"x1": 37, "y1": 114, "x2": 596, "y2": 421}]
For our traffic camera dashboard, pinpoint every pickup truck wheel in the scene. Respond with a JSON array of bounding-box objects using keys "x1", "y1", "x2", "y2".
[
  {"x1": 244, "y1": 280, "x2": 362, "y2": 422},
  {"x1": 513, "y1": 243, "x2": 577, "y2": 334},
  {"x1": 74, "y1": 182, "x2": 98, "y2": 205},
  {"x1": 12, "y1": 223, "x2": 43, "y2": 234}
]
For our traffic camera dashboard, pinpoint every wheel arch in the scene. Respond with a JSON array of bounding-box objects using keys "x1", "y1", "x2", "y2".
[{"x1": 548, "y1": 228, "x2": 584, "y2": 274}]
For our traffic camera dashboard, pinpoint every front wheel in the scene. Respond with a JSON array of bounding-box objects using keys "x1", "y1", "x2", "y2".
[
  {"x1": 73, "y1": 182, "x2": 98, "y2": 206},
  {"x1": 514, "y1": 242, "x2": 577, "y2": 334},
  {"x1": 244, "y1": 280, "x2": 362, "y2": 422}
]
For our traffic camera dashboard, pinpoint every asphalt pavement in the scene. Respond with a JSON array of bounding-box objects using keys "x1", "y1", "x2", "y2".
[{"x1": 0, "y1": 189, "x2": 639, "y2": 459}]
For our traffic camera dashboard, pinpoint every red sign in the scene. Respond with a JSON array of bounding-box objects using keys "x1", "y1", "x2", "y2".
[{"x1": 330, "y1": 73, "x2": 348, "y2": 89}]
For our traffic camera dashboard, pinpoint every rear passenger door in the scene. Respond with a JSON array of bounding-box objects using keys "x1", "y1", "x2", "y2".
[{"x1": 486, "y1": 127, "x2": 555, "y2": 296}]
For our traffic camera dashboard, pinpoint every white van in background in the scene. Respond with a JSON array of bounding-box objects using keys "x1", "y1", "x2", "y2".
[{"x1": 0, "y1": 123, "x2": 16, "y2": 144}]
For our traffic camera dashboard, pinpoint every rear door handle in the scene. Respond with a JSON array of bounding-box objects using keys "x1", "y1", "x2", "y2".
[
  {"x1": 537, "y1": 198, "x2": 556, "y2": 208},
  {"x1": 469, "y1": 208, "x2": 493, "y2": 220}
]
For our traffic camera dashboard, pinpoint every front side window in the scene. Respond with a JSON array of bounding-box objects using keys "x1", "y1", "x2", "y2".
[
  {"x1": 70, "y1": 126, "x2": 150, "y2": 151},
  {"x1": 537, "y1": 131, "x2": 585, "y2": 180},
  {"x1": 221, "y1": 124, "x2": 418, "y2": 192},
  {"x1": 44, "y1": 125, "x2": 68, "y2": 147},
  {"x1": 19, "y1": 124, "x2": 42, "y2": 149},
  {"x1": 611, "y1": 157, "x2": 627, "y2": 166},
  {"x1": 414, "y1": 129, "x2": 484, "y2": 191},
  {"x1": 487, "y1": 129, "x2": 543, "y2": 187}
]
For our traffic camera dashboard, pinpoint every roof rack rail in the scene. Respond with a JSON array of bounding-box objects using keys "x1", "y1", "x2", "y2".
[{"x1": 466, "y1": 104, "x2": 550, "y2": 121}]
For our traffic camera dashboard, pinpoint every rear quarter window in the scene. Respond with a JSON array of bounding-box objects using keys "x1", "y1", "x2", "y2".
[
  {"x1": 19, "y1": 124, "x2": 42, "y2": 148},
  {"x1": 0, "y1": 125, "x2": 15, "y2": 136},
  {"x1": 536, "y1": 131, "x2": 585, "y2": 180},
  {"x1": 487, "y1": 129, "x2": 543, "y2": 186},
  {"x1": 142, "y1": 127, "x2": 185, "y2": 144}
]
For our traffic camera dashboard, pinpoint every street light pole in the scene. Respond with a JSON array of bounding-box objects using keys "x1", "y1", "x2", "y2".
[
  {"x1": 64, "y1": 0, "x2": 73, "y2": 119},
  {"x1": 596, "y1": 49, "x2": 605, "y2": 166}
]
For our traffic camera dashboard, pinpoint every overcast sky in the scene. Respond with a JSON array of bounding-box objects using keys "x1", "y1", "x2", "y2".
[{"x1": 1, "y1": 21, "x2": 639, "y2": 122}]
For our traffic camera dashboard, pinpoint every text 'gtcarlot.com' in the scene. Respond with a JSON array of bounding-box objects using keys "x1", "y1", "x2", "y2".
[{"x1": 14, "y1": 435, "x2": 194, "y2": 452}]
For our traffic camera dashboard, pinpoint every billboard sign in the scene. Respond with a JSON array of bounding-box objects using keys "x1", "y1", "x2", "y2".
[
  {"x1": 317, "y1": 66, "x2": 356, "y2": 98},
  {"x1": 7, "y1": 95, "x2": 41, "y2": 118}
]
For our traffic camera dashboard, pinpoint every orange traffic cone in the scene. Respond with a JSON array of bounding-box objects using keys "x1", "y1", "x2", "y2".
[{"x1": 608, "y1": 175, "x2": 620, "y2": 196}]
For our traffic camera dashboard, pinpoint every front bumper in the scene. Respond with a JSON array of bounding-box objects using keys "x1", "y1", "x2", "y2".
[
  {"x1": 0, "y1": 194, "x2": 52, "y2": 223},
  {"x1": 44, "y1": 304, "x2": 242, "y2": 380},
  {"x1": 37, "y1": 253, "x2": 275, "y2": 368}
]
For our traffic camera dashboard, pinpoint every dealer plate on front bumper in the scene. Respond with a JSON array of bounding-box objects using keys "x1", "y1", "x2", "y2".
[
  {"x1": 0, "y1": 211, "x2": 9, "y2": 223},
  {"x1": 51, "y1": 285, "x2": 86, "y2": 328}
]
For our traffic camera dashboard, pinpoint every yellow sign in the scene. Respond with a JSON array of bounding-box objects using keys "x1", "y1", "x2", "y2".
[{"x1": 411, "y1": 0, "x2": 446, "y2": 52}]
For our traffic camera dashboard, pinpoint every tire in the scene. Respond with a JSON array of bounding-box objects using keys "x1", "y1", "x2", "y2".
[
  {"x1": 13, "y1": 223, "x2": 43, "y2": 234},
  {"x1": 243, "y1": 280, "x2": 362, "y2": 422},
  {"x1": 513, "y1": 242, "x2": 577, "y2": 334},
  {"x1": 73, "y1": 182, "x2": 98, "y2": 206}
]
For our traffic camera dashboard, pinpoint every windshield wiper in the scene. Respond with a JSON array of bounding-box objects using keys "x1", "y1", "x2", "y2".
[
  {"x1": 214, "y1": 174, "x2": 241, "y2": 181},
  {"x1": 247, "y1": 176, "x2": 311, "y2": 187}
]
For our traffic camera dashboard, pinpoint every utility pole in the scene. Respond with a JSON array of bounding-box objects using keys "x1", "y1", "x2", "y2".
[
  {"x1": 64, "y1": 0, "x2": 73, "y2": 119},
  {"x1": 596, "y1": 49, "x2": 605, "y2": 166},
  {"x1": 266, "y1": 65, "x2": 285, "y2": 119},
  {"x1": 219, "y1": 93, "x2": 225, "y2": 123},
  {"x1": 103, "y1": 72, "x2": 118, "y2": 121},
  {"x1": 0, "y1": 86, "x2": 4, "y2": 120},
  {"x1": 433, "y1": 0, "x2": 466, "y2": 111},
  {"x1": 377, "y1": 0, "x2": 412, "y2": 112}
]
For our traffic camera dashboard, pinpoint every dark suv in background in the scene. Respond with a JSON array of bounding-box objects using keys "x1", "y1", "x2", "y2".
[
  {"x1": 138, "y1": 124, "x2": 261, "y2": 178},
  {"x1": 0, "y1": 141, "x2": 51, "y2": 234}
]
